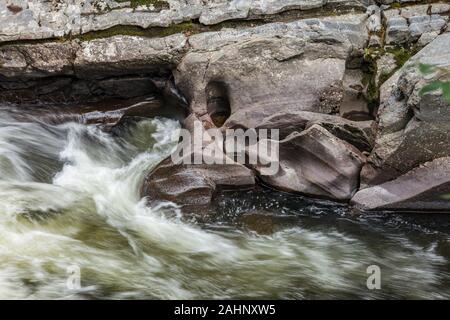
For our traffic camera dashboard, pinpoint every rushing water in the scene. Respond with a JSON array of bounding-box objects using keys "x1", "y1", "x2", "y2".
[{"x1": 0, "y1": 104, "x2": 449, "y2": 299}]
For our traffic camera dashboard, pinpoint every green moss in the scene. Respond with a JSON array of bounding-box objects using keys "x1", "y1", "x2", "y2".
[
  {"x1": 391, "y1": 2, "x2": 402, "y2": 9},
  {"x1": 360, "y1": 45, "x2": 419, "y2": 105},
  {"x1": 362, "y1": 48, "x2": 380, "y2": 108},
  {"x1": 76, "y1": 21, "x2": 197, "y2": 41},
  {"x1": 386, "y1": 46, "x2": 413, "y2": 68},
  {"x1": 377, "y1": 46, "x2": 417, "y2": 86},
  {"x1": 74, "y1": 18, "x2": 268, "y2": 42}
]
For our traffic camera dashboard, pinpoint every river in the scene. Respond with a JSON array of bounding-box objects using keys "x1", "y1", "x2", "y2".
[{"x1": 0, "y1": 103, "x2": 449, "y2": 299}]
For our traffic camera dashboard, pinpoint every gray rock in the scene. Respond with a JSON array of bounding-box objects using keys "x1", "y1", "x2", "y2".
[
  {"x1": 430, "y1": 3, "x2": 450, "y2": 15},
  {"x1": 383, "y1": 3, "x2": 449, "y2": 45},
  {"x1": 366, "y1": 4, "x2": 381, "y2": 33},
  {"x1": 0, "y1": 0, "x2": 372, "y2": 43},
  {"x1": 175, "y1": 14, "x2": 368, "y2": 129},
  {"x1": 408, "y1": 15, "x2": 447, "y2": 41},
  {"x1": 361, "y1": 33, "x2": 450, "y2": 187},
  {"x1": 417, "y1": 31, "x2": 439, "y2": 47},
  {"x1": 74, "y1": 34, "x2": 188, "y2": 78},
  {"x1": 256, "y1": 124, "x2": 366, "y2": 201},
  {"x1": 399, "y1": 4, "x2": 430, "y2": 19},
  {"x1": 385, "y1": 16, "x2": 410, "y2": 44},
  {"x1": 351, "y1": 157, "x2": 450, "y2": 212},
  {"x1": 375, "y1": 53, "x2": 397, "y2": 87},
  {"x1": 0, "y1": 33, "x2": 188, "y2": 79}
]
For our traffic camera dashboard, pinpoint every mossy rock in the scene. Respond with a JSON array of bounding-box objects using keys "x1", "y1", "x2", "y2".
[{"x1": 77, "y1": 21, "x2": 196, "y2": 41}]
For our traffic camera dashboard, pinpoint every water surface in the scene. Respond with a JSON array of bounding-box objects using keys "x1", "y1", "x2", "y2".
[{"x1": 0, "y1": 104, "x2": 449, "y2": 299}]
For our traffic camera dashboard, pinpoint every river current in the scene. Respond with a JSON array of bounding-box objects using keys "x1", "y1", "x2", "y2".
[{"x1": 0, "y1": 104, "x2": 449, "y2": 299}]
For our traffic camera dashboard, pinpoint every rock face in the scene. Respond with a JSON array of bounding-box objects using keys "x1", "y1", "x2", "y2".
[
  {"x1": 175, "y1": 14, "x2": 368, "y2": 128},
  {"x1": 383, "y1": 4, "x2": 449, "y2": 45},
  {"x1": 361, "y1": 33, "x2": 450, "y2": 188},
  {"x1": 0, "y1": 34, "x2": 187, "y2": 79},
  {"x1": 0, "y1": 34, "x2": 188, "y2": 104},
  {"x1": 256, "y1": 125, "x2": 366, "y2": 201},
  {"x1": 74, "y1": 34, "x2": 188, "y2": 78},
  {"x1": 0, "y1": 0, "x2": 372, "y2": 42},
  {"x1": 351, "y1": 157, "x2": 450, "y2": 212}
]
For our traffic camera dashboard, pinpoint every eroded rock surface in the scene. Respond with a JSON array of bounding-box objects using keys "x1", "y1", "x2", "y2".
[
  {"x1": 361, "y1": 33, "x2": 450, "y2": 187},
  {"x1": 256, "y1": 124, "x2": 366, "y2": 201},
  {"x1": 175, "y1": 13, "x2": 369, "y2": 128},
  {"x1": 0, "y1": 0, "x2": 372, "y2": 42},
  {"x1": 352, "y1": 157, "x2": 450, "y2": 212},
  {"x1": 255, "y1": 111, "x2": 374, "y2": 152}
]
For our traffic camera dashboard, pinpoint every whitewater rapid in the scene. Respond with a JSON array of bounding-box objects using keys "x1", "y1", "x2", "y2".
[{"x1": 0, "y1": 105, "x2": 449, "y2": 299}]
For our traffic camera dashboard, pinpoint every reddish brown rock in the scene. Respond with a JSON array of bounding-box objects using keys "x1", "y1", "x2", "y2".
[
  {"x1": 351, "y1": 157, "x2": 450, "y2": 212},
  {"x1": 256, "y1": 124, "x2": 366, "y2": 201}
]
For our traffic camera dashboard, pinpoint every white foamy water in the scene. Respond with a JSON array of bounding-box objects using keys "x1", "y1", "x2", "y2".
[{"x1": 0, "y1": 108, "x2": 449, "y2": 299}]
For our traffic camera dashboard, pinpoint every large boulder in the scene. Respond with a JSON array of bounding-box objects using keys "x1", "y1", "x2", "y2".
[
  {"x1": 255, "y1": 124, "x2": 366, "y2": 201},
  {"x1": 174, "y1": 14, "x2": 369, "y2": 129},
  {"x1": 361, "y1": 33, "x2": 450, "y2": 187},
  {"x1": 351, "y1": 157, "x2": 450, "y2": 212}
]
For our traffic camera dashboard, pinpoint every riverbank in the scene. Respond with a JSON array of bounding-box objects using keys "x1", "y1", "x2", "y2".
[{"x1": 1, "y1": 1, "x2": 450, "y2": 213}]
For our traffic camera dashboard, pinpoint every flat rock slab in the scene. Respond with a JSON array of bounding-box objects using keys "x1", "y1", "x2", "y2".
[
  {"x1": 0, "y1": 0, "x2": 370, "y2": 42},
  {"x1": 351, "y1": 157, "x2": 450, "y2": 212}
]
